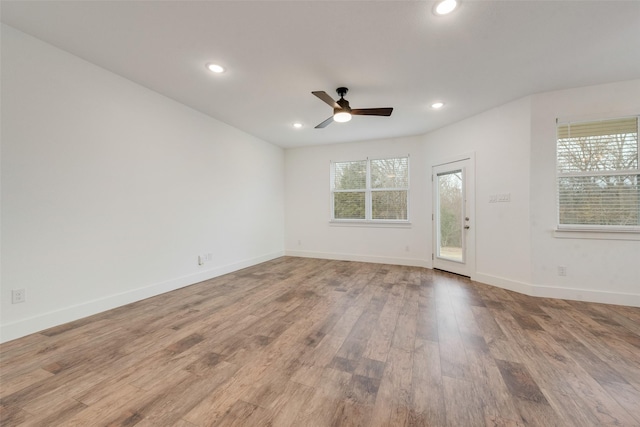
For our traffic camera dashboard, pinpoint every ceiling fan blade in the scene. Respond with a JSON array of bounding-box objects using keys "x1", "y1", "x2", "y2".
[
  {"x1": 312, "y1": 91, "x2": 339, "y2": 109},
  {"x1": 315, "y1": 116, "x2": 334, "y2": 129},
  {"x1": 351, "y1": 108, "x2": 393, "y2": 116}
]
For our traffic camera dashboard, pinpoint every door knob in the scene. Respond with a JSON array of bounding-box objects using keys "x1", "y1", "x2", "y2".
[{"x1": 464, "y1": 225, "x2": 470, "y2": 229}]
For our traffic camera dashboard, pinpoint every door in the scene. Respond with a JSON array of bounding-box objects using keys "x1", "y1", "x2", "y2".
[{"x1": 432, "y1": 157, "x2": 475, "y2": 277}]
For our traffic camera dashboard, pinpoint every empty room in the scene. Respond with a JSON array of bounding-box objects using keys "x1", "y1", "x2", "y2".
[{"x1": 1, "y1": 1, "x2": 639, "y2": 426}]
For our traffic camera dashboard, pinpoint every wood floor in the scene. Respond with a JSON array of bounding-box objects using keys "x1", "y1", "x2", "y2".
[{"x1": 1, "y1": 257, "x2": 640, "y2": 426}]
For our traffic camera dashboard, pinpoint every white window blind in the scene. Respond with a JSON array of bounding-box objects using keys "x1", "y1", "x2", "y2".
[
  {"x1": 331, "y1": 156, "x2": 409, "y2": 221},
  {"x1": 556, "y1": 116, "x2": 639, "y2": 230}
]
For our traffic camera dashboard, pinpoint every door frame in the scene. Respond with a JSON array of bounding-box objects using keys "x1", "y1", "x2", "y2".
[{"x1": 431, "y1": 153, "x2": 476, "y2": 278}]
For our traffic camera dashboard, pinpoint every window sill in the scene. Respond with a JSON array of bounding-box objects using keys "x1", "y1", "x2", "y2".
[
  {"x1": 330, "y1": 220, "x2": 412, "y2": 228},
  {"x1": 554, "y1": 228, "x2": 640, "y2": 241}
]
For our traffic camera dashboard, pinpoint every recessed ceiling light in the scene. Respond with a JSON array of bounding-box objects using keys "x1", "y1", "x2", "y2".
[
  {"x1": 206, "y1": 63, "x2": 225, "y2": 73},
  {"x1": 431, "y1": 102, "x2": 445, "y2": 109},
  {"x1": 433, "y1": 0, "x2": 458, "y2": 15},
  {"x1": 292, "y1": 122, "x2": 303, "y2": 129}
]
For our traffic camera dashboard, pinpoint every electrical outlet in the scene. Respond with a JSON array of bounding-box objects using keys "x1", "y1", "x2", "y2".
[
  {"x1": 558, "y1": 266, "x2": 567, "y2": 276},
  {"x1": 198, "y1": 253, "x2": 213, "y2": 266},
  {"x1": 12, "y1": 289, "x2": 26, "y2": 304}
]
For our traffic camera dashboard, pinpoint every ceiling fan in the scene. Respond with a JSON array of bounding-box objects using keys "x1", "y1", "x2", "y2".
[{"x1": 311, "y1": 87, "x2": 393, "y2": 128}]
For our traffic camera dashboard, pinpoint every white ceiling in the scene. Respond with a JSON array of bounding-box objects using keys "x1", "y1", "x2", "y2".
[{"x1": 2, "y1": 1, "x2": 639, "y2": 148}]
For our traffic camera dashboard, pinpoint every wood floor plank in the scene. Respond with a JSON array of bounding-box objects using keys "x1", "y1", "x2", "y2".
[
  {"x1": 19, "y1": 398, "x2": 88, "y2": 427},
  {"x1": 599, "y1": 380, "x2": 640, "y2": 424},
  {"x1": 411, "y1": 338, "x2": 446, "y2": 426},
  {"x1": 442, "y1": 376, "x2": 485, "y2": 427},
  {"x1": 539, "y1": 305, "x2": 640, "y2": 390},
  {"x1": 0, "y1": 368, "x2": 54, "y2": 398},
  {"x1": 437, "y1": 301, "x2": 470, "y2": 380},
  {"x1": 369, "y1": 346, "x2": 413, "y2": 427},
  {"x1": 361, "y1": 283, "x2": 406, "y2": 362},
  {"x1": 0, "y1": 404, "x2": 29, "y2": 426},
  {"x1": 489, "y1": 309, "x2": 600, "y2": 426},
  {"x1": 330, "y1": 400, "x2": 373, "y2": 427},
  {"x1": 525, "y1": 329, "x2": 638, "y2": 426},
  {"x1": 466, "y1": 349, "x2": 522, "y2": 423},
  {"x1": 290, "y1": 389, "x2": 339, "y2": 427},
  {"x1": 62, "y1": 383, "x2": 144, "y2": 426},
  {"x1": 214, "y1": 399, "x2": 272, "y2": 427},
  {"x1": 391, "y1": 284, "x2": 419, "y2": 352},
  {"x1": 2, "y1": 257, "x2": 639, "y2": 426},
  {"x1": 289, "y1": 333, "x2": 344, "y2": 387},
  {"x1": 133, "y1": 364, "x2": 238, "y2": 426},
  {"x1": 268, "y1": 380, "x2": 315, "y2": 427},
  {"x1": 494, "y1": 359, "x2": 548, "y2": 405},
  {"x1": 532, "y1": 313, "x2": 630, "y2": 385}
]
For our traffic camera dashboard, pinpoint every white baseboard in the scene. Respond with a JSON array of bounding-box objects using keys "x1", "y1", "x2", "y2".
[
  {"x1": 0, "y1": 251, "x2": 284, "y2": 343},
  {"x1": 288, "y1": 254, "x2": 639, "y2": 307},
  {"x1": 474, "y1": 272, "x2": 640, "y2": 307},
  {"x1": 472, "y1": 273, "x2": 534, "y2": 295},
  {"x1": 285, "y1": 250, "x2": 431, "y2": 269},
  {"x1": 288, "y1": 255, "x2": 639, "y2": 307},
  {"x1": 5, "y1": 252, "x2": 636, "y2": 343}
]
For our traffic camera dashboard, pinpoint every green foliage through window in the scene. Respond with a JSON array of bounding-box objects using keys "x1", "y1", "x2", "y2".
[
  {"x1": 437, "y1": 171, "x2": 462, "y2": 248},
  {"x1": 331, "y1": 157, "x2": 409, "y2": 221}
]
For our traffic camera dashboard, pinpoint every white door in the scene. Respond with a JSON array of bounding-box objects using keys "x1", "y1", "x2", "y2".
[{"x1": 432, "y1": 158, "x2": 475, "y2": 277}]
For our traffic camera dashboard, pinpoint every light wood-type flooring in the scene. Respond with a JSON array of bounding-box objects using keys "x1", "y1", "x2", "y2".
[{"x1": 2, "y1": 257, "x2": 640, "y2": 426}]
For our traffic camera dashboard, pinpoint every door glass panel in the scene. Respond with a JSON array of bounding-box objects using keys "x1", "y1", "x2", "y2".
[{"x1": 437, "y1": 170, "x2": 463, "y2": 262}]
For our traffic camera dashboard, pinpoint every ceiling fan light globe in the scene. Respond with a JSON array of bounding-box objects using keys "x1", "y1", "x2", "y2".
[
  {"x1": 334, "y1": 112, "x2": 352, "y2": 123},
  {"x1": 206, "y1": 63, "x2": 225, "y2": 73}
]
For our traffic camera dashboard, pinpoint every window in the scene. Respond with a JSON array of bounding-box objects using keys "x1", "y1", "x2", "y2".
[
  {"x1": 556, "y1": 116, "x2": 639, "y2": 231},
  {"x1": 331, "y1": 156, "x2": 409, "y2": 222}
]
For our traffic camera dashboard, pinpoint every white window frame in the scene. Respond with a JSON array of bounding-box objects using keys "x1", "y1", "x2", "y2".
[
  {"x1": 555, "y1": 115, "x2": 640, "y2": 237},
  {"x1": 330, "y1": 156, "x2": 410, "y2": 225}
]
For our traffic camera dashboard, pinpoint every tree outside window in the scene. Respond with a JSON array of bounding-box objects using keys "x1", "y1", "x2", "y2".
[
  {"x1": 557, "y1": 117, "x2": 639, "y2": 229},
  {"x1": 331, "y1": 157, "x2": 409, "y2": 221}
]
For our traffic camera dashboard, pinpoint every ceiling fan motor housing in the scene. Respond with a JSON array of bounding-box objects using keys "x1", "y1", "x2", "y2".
[{"x1": 335, "y1": 97, "x2": 351, "y2": 114}]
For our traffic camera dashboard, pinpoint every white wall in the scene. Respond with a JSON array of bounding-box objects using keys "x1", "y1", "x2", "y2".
[
  {"x1": 1, "y1": 25, "x2": 285, "y2": 342},
  {"x1": 285, "y1": 136, "x2": 429, "y2": 267},
  {"x1": 529, "y1": 80, "x2": 640, "y2": 305}
]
